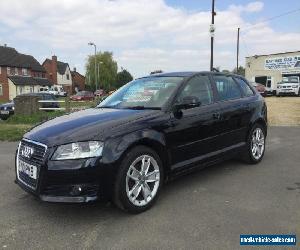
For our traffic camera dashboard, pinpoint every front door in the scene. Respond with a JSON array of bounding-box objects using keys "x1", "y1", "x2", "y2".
[{"x1": 165, "y1": 74, "x2": 221, "y2": 170}]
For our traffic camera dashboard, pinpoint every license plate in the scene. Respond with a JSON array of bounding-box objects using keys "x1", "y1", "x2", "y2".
[
  {"x1": 18, "y1": 160, "x2": 37, "y2": 179},
  {"x1": 0, "y1": 110, "x2": 9, "y2": 114}
]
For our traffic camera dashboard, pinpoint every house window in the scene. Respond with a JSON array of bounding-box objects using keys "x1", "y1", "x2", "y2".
[
  {"x1": 22, "y1": 68, "x2": 28, "y2": 76},
  {"x1": 15, "y1": 67, "x2": 18, "y2": 75},
  {"x1": 7, "y1": 67, "x2": 11, "y2": 75},
  {"x1": 0, "y1": 84, "x2": 3, "y2": 96},
  {"x1": 30, "y1": 86, "x2": 34, "y2": 93},
  {"x1": 66, "y1": 74, "x2": 70, "y2": 80},
  {"x1": 0, "y1": 66, "x2": 1, "y2": 75},
  {"x1": 19, "y1": 86, "x2": 24, "y2": 95}
]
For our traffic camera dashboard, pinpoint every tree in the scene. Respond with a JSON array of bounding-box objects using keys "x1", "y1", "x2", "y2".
[
  {"x1": 115, "y1": 69, "x2": 133, "y2": 89},
  {"x1": 232, "y1": 66, "x2": 245, "y2": 76},
  {"x1": 85, "y1": 51, "x2": 118, "y2": 91}
]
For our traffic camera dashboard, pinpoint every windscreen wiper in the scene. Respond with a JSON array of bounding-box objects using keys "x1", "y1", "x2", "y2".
[{"x1": 123, "y1": 106, "x2": 161, "y2": 110}]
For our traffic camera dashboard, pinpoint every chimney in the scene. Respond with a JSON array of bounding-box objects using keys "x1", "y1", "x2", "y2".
[
  {"x1": 73, "y1": 67, "x2": 76, "y2": 72},
  {"x1": 51, "y1": 55, "x2": 58, "y2": 84}
]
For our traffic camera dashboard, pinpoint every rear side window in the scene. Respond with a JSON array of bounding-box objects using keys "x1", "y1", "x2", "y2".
[
  {"x1": 213, "y1": 75, "x2": 242, "y2": 101},
  {"x1": 235, "y1": 77, "x2": 254, "y2": 97}
]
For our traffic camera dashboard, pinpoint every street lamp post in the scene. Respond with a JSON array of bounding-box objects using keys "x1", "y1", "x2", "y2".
[
  {"x1": 88, "y1": 42, "x2": 97, "y2": 90},
  {"x1": 210, "y1": 0, "x2": 216, "y2": 71}
]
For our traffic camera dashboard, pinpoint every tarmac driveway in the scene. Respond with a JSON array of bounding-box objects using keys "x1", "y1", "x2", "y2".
[{"x1": 0, "y1": 127, "x2": 299, "y2": 249}]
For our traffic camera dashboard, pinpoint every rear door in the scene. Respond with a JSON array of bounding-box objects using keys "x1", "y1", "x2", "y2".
[
  {"x1": 212, "y1": 74, "x2": 250, "y2": 149},
  {"x1": 166, "y1": 74, "x2": 222, "y2": 169}
]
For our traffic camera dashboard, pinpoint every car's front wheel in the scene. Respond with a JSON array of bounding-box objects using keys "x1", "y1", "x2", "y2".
[
  {"x1": 242, "y1": 124, "x2": 266, "y2": 164},
  {"x1": 113, "y1": 146, "x2": 163, "y2": 213}
]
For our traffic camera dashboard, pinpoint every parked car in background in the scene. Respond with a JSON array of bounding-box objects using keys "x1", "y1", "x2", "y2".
[
  {"x1": 0, "y1": 101, "x2": 14, "y2": 120},
  {"x1": 251, "y1": 82, "x2": 266, "y2": 96},
  {"x1": 276, "y1": 76, "x2": 300, "y2": 96},
  {"x1": 70, "y1": 91, "x2": 95, "y2": 101},
  {"x1": 15, "y1": 71, "x2": 267, "y2": 213},
  {"x1": 39, "y1": 86, "x2": 50, "y2": 93},
  {"x1": 20, "y1": 93, "x2": 60, "y2": 110},
  {"x1": 0, "y1": 93, "x2": 59, "y2": 119},
  {"x1": 49, "y1": 85, "x2": 67, "y2": 97},
  {"x1": 94, "y1": 89, "x2": 106, "y2": 97}
]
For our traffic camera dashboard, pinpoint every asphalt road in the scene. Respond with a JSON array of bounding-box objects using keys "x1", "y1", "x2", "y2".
[{"x1": 0, "y1": 127, "x2": 299, "y2": 249}]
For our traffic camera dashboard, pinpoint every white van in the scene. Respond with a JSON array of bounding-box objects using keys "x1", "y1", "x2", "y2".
[{"x1": 49, "y1": 85, "x2": 67, "y2": 97}]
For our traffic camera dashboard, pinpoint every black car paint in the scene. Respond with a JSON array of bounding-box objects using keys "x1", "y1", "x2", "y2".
[{"x1": 16, "y1": 72, "x2": 267, "y2": 202}]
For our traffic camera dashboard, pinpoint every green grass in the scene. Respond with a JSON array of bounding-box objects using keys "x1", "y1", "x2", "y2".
[
  {"x1": 0, "y1": 124, "x2": 33, "y2": 141},
  {"x1": 6, "y1": 111, "x2": 65, "y2": 124},
  {"x1": 0, "y1": 111, "x2": 66, "y2": 141}
]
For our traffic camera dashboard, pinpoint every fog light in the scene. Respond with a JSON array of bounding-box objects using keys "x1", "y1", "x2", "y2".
[{"x1": 71, "y1": 185, "x2": 83, "y2": 196}]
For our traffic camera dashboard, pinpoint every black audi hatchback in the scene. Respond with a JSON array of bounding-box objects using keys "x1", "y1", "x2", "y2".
[{"x1": 15, "y1": 72, "x2": 267, "y2": 213}]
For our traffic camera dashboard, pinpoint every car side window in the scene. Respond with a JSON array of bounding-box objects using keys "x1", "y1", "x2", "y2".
[
  {"x1": 177, "y1": 75, "x2": 213, "y2": 105},
  {"x1": 234, "y1": 77, "x2": 254, "y2": 97},
  {"x1": 214, "y1": 75, "x2": 242, "y2": 101}
]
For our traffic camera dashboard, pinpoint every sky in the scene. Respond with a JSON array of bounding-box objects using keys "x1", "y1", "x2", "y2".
[{"x1": 0, "y1": 0, "x2": 299, "y2": 78}]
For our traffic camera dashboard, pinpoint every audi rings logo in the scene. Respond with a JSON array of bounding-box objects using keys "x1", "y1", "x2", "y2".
[{"x1": 21, "y1": 146, "x2": 34, "y2": 158}]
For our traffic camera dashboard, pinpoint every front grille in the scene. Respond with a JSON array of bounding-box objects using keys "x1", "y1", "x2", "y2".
[{"x1": 17, "y1": 139, "x2": 47, "y2": 190}]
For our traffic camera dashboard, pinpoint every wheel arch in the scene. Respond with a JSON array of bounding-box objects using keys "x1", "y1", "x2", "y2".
[{"x1": 102, "y1": 129, "x2": 171, "y2": 179}]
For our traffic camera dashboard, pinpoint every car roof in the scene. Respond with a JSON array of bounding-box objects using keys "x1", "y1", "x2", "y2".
[{"x1": 139, "y1": 71, "x2": 244, "y2": 79}]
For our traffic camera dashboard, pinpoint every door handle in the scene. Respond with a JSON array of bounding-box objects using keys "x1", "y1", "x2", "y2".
[{"x1": 212, "y1": 112, "x2": 221, "y2": 120}]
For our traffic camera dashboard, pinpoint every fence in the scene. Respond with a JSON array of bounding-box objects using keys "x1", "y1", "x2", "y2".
[{"x1": 38, "y1": 97, "x2": 102, "y2": 112}]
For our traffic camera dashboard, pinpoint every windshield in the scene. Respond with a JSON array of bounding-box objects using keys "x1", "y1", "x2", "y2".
[
  {"x1": 282, "y1": 76, "x2": 299, "y2": 83},
  {"x1": 98, "y1": 76, "x2": 184, "y2": 109}
]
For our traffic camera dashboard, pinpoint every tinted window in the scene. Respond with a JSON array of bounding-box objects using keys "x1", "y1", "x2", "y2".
[
  {"x1": 214, "y1": 75, "x2": 241, "y2": 101},
  {"x1": 235, "y1": 77, "x2": 254, "y2": 97},
  {"x1": 177, "y1": 75, "x2": 213, "y2": 105}
]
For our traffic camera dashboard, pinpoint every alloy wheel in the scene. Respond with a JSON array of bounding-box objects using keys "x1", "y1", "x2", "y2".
[
  {"x1": 126, "y1": 155, "x2": 160, "y2": 207},
  {"x1": 251, "y1": 128, "x2": 265, "y2": 160}
]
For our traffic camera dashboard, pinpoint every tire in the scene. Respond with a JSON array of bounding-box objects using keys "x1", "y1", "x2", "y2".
[
  {"x1": 113, "y1": 146, "x2": 163, "y2": 213},
  {"x1": 241, "y1": 124, "x2": 266, "y2": 164}
]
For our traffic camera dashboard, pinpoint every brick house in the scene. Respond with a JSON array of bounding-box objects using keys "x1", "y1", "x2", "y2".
[
  {"x1": 42, "y1": 56, "x2": 73, "y2": 95},
  {"x1": 0, "y1": 45, "x2": 51, "y2": 101},
  {"x1": 71, "y1": 67, "x2": 86, "y2": 93}
]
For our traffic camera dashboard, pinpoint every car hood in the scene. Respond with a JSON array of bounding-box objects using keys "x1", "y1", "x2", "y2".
[{"x1": 24, "y1": 108, "x2": 160, "y2": 147}]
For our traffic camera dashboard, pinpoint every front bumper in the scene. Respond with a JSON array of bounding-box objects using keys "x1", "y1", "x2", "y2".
[
  {"x1": 277, "y1": 89, "x2": 298, "y2": 95},
  {"x1": 15, "y1": 150, "x2": 115, "y2": 203}
]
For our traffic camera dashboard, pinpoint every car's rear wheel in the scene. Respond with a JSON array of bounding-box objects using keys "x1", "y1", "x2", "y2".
[
  {"x1": 113, "y1": 146, "x2": 163, "y2": 213},
  {"x1": 242, "y1": 124, "x2": 266, "y2": 164}
]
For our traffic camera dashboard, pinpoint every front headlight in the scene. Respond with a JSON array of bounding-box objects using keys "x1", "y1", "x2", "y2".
[
  {"x1": 277, "y1": 86, "x2": 281, "y2": 89},
  {"x1": 52, "y1": 141, "x2": 104, "y2": 160}
]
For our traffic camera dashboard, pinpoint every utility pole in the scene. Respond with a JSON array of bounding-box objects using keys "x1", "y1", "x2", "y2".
[
  {"x1": 210, "y1": 0, "x2": 216, "y2": 71},
  {"x1": 236, "y1": 27, "x2": 240, "y2": 74},
  {"x1": 88, "y1": 42, "x2": 97, "y2": 90}
]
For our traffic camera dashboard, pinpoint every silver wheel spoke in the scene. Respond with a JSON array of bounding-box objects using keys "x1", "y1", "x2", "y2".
[
  {"x1": 142, "y1": 183, "x2": 152, "y2": 201},
  {"x1": 127, "y1": 167, "x2": 140, "y2": 181},
  {"x1": 129, "y1": 183, "x2": 142, "y2": 200},
  {"x1": 146, "y1": 170, "x2": 159, "y2": 182},
  {"x1": 145, "y1": 158, "x2": 151, "y2": 175}
]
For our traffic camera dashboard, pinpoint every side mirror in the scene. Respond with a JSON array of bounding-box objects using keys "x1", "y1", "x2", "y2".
[{"x1": 174, "y1": 96, "x2": 201, "y2": 111}]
